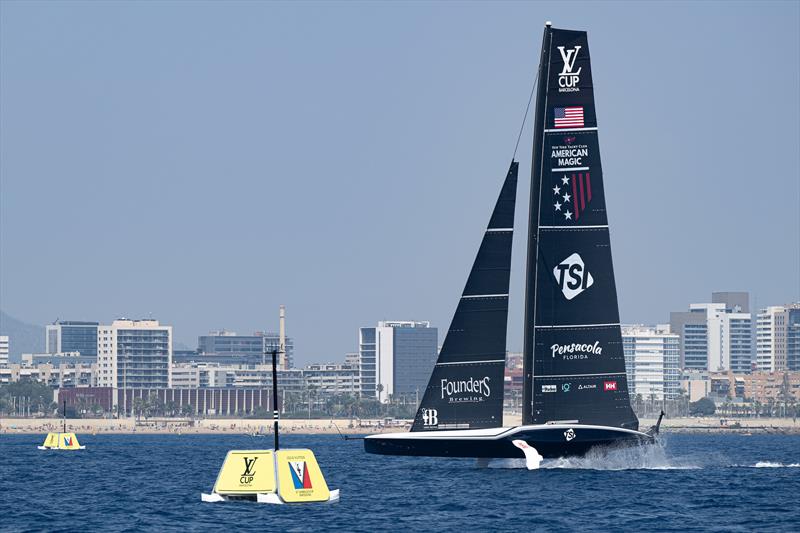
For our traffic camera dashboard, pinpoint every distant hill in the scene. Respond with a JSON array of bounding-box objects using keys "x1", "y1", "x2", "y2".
[{"x1": 0, "y1": 311, "x2": 45, "y2": 363}]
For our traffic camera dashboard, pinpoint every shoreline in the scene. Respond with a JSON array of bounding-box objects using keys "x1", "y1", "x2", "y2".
[{"x1": 2, "y1": 415, "x2": 799, "y2": 435}]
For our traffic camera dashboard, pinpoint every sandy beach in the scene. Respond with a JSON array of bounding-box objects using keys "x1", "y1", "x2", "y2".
[{"x1": 3, "y1": 415, "x2": 799, "y2": 435}]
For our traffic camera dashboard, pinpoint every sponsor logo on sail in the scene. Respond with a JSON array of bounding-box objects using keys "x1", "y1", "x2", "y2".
[
  {"x1": 288, "y1": 461, "x2": 313, "y2": 490},
  {"x1": 240, "y1": 456, "x2": 257, "y2": 485},
  {"x1": 421, "y1": 408, "x2": 438, "y2": 426},
  {"x1": 562, "y1": 383, "x2": 571, "y2": 392},
  {"x1": 578, "y1": 383, "x2": 597, "y2": 390},
  {"x1": 604, "y1": 381, "x2": 618, "y2": 391},
  {"x1": 553, "y1": 253, "x2": 594, "y2": 300},
  {"x1": 440, "y1": 376, "x2": 491, "y2": 403},
  {"x1": 550, "y1": 341, "x2": 603, "y2": 360},
  {"x1": 542, "y1": 384, "x2": 557, "y2": 393},
  {"x1": 557, "y1": 45, "x2": 582, "y2": 92},
  {"x1": 564, "y1": 428, "x2": 576, "y2": 441}
]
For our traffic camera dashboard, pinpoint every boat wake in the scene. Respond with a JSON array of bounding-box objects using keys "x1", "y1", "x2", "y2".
[
  {"x1": 742, "y1": 462, "x2": 800, "y2": 468},
  {"x1": 489, "y1": 442, "x2": 700, "y2": 471}
]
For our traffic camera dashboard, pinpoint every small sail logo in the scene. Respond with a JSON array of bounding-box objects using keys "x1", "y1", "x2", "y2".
[
  {"x1": 421, "y1": 408, "x2": 438, "y2": 426},
  {"x1": 553, "y1": 253, "x2": 594, "y2": 300},
  {"x1": 289, "y1": 461, "x2": 313, "y2": 490},
  {"x1": 64, "y1": 436, "x2": 72, "y2": 446},
  {"x1": 604, "y1": 381, "x2": 618, "y2": 391},
  {"x1": 564, "y1": 428, "x2": 576, "y2": 442},
  {"x1": 557, "y1": 45, "x2": 582, "y2": 92}
]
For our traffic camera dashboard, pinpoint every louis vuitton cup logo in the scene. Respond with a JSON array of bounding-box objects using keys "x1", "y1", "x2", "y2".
[
  {"x1": 240, "y1": 457, "x2": 257, "y2": 485},
  {"x1": 557, "y1": 45, "x2": 582, "y2": 92},
  {"x1": 553, "y1": 253, "x2": 594, "y2": 300}
]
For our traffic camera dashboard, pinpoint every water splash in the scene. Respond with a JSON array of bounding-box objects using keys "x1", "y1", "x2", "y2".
[
  {"x1": 488, "y1": 441, "x2": 701, "y2": 470},
  {"x1": 748, "y1": 462, "x2": 800, "y2": 468}
]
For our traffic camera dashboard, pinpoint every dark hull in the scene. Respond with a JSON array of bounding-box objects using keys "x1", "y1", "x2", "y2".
[{"x1": 364, "y1": 425, "x2": 654, "y2": 459}]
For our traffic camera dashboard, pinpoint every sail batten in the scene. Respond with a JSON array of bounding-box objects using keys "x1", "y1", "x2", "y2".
[
  {"x1": 523, "y1": 26, "x2": 639, "y2": 430},
  {"x1": 410, "y1": 162, "x2": 518, "y2": 432}
]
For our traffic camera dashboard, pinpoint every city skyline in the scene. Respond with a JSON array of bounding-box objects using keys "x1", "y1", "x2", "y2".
[{"x1": 2, "y1": 2, "x2": 798, "y2": 365}]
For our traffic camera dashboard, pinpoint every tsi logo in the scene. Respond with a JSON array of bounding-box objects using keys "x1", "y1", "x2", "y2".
[
  {"x1": 557, "y1": 45, "x2": 582, "y2": 92},
  {"x1": 553, "y1": 253, "x2": 594, "y2": 300},
  {"x1": 422, "y1": 408, "x2": 438, "y2": 426}
]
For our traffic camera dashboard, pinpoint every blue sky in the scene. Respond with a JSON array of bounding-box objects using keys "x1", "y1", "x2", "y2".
[{"x1": 1, "y1": 1, "x2": 798, "y2": 364}]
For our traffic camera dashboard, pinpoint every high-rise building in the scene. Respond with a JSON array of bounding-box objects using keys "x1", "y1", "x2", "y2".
[
  {"x1": 359, "y1": 321, "x2": 438, "y2": 403},
  {"x1": 622, "y1": 325, "x2": 680, "y2": 400},
  {"x1": 670, "y1": 292, "x2": 753, "y2": 373},
  {"x1": 97, "y1": 319, "x2": 172, "y2": 389},
  {"x1": 756, "y1": 303, "x2": 800, "y2": 371},
  {"x1": 0, "y1": 336, "x2": 8, "y2": 367},
  {"x1": 46, "y1": 321, "x2": 99, "y2": 358}
]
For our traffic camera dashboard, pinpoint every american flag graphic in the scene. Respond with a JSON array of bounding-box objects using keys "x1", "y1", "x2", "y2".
[
  {"x1": 554, "y1": 106, "x2": 585, "y2": 128},
  {"x1": 571, "y1": 172, "x2": 591, "y2": 220},
  {"x1": 554, "y1": 172, "x2": 592, "y2": 221}
]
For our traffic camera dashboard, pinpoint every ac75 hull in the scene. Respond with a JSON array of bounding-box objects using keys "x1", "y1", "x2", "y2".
[{"x1": 364, "y1": 424, "x2": 654, "y2": 459}]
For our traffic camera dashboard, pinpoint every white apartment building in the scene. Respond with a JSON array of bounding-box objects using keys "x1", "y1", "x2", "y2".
[
  {"x1": 97, "y1": 319, "x2": 172, "y2": 389},
  {"x1": 756, "y1": 303, "x2": 800, "y2": 371},
  {"x1": 0, "y1": 336, "x2": 8, "y2": 367},
  {"x1": 670, "y1": 293, "x2": 753, "y2": 373},
  {"x1": 303, "y1": 362, "x2": 361, "y2": 396},
  {"x1": 622, "y1": 325, "x2": 680, "y2": 400}
]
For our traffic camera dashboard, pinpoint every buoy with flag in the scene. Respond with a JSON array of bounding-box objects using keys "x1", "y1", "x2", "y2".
[
  {"x1": 38, "y1": 400, "x2": 85, "y2": 451},
  {"x1": 201, "y1": 339, "x2": 339, "y2": 504}
]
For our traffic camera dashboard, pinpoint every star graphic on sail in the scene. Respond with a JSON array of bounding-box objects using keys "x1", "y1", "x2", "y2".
[{"x1": 553, "y1": 172, "x2": 593, "y2": 223}]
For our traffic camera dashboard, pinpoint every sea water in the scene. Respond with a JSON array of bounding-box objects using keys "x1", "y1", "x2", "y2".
[{"x1": 1, "y1": 433, "x2": 798, "y2": 532}]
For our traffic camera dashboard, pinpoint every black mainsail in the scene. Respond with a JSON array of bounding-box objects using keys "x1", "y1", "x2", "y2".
[
  {"x1": 522, "y1": 27, "x2": 638, "y2": 430},
  {"x1": 365, "y1": 23, "x2": 653, "y2": 460},
  {"x1": 410, "y1": 162, "x2": 518, "y2": 432}
]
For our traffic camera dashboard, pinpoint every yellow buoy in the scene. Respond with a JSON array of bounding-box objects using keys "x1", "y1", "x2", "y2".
[
  {"x1": 201, "y1": 348, "x2": 338, "y2": 504},
  {"x1": 202, "y1": 448, "x2": 338, "y2": 504},
  {"x1": 38, "y1": 432, "x2": 85, "y2": 450}
]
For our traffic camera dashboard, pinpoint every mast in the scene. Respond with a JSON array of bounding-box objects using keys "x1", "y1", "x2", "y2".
[
  {"x1": 522, "y1": 22, "x2": 552, "y2": 426},
  {"x1": 272, "y1": 349, "x2": 279, "y2": 450}
]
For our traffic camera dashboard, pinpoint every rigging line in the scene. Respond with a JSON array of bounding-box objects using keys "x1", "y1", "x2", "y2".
[{"x1": 512, "y1": 69, "x2": 539, "y2": 161}]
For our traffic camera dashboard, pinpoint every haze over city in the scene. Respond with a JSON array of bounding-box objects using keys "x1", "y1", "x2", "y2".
[{"x1": 1, "y1": 1, "x2": 798, "y2": 365}]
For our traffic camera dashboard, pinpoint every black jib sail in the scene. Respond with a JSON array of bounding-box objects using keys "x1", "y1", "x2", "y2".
[
  {"x1": 410, "y1": 163, "x2": 518, "y2": 432},
  {"x1": 522, "y1": 27, "x2": 639, "y2": 430}
]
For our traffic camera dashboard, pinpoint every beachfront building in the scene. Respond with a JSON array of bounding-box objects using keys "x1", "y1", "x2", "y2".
[
  {"x1": 756, "y1": 304, "x2": 800, "y2": 372},
  {"x1": 302, "y1": 361, "x2": 361, "y2": 396},
  {"x1": 96, "y1": 319, "x2": 172, "y2": 389},
  {"x1": 359, "y1": 321, "x2": 438, "y2": 403},
  {"x1": 622, "y1": 325, "x2": 681, "y2": 400},
  {"x1": 195, "y1": 330, "x2": 295, "y2": 369},
  {"x1": 0, "y1": 361, "x2": 97, "y2": 388},
  {"x1": 46, "y1": 321, "x2": 99, "y2": 358},
  {"x1": 670, "y1": 292, "x2": 753, "y2": 373},
  {"x1": 0, "y1": 336, "x2": 8, "y2": 367}
]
